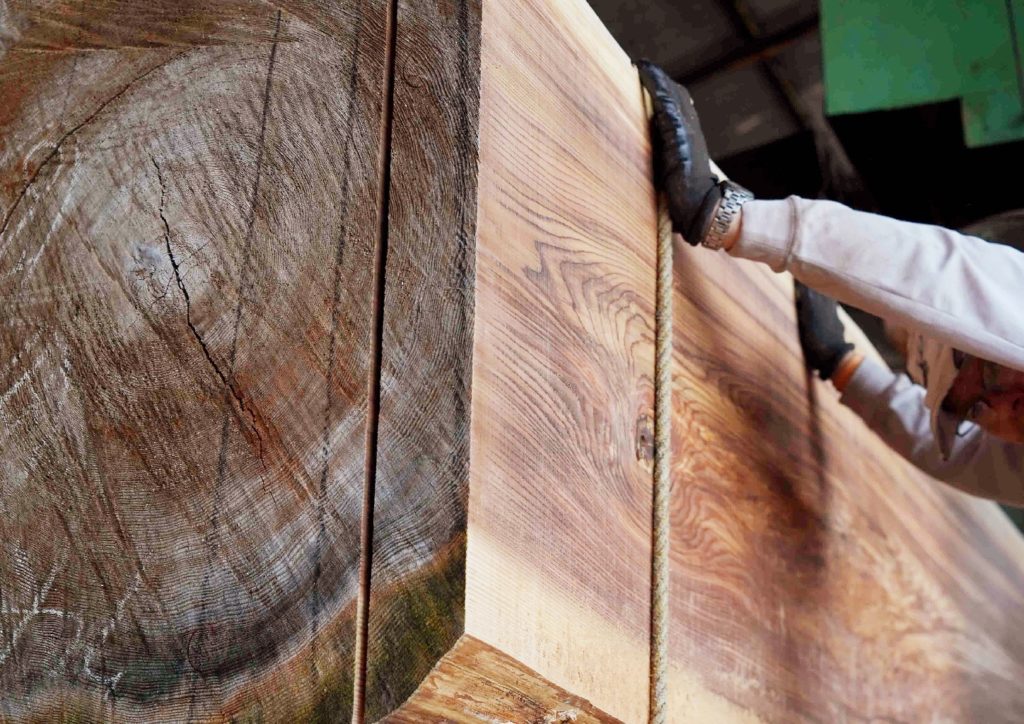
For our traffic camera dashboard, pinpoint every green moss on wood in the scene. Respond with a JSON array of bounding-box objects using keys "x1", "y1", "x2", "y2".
[{"x1": 364, "y1": 535, "x2": 467, "y2": 720}]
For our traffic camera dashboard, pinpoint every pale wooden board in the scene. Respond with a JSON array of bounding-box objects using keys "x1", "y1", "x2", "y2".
[
  {"x1": 385, "y1": 634, "x2": 619, "y2": 723},
  {"x1": 464, "y1": 0, "x2": 659, "y2": 720},
  {"x1": 0, "y1": 1, "x2": 388, "y2": 718}
]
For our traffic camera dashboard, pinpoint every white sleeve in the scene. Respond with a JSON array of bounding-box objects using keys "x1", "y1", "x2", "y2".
[
  {"x1": 728, "y1": 196, "x2": 1024, "y2": 373},
  {"x1": 839, "y1": 358, "x2": 1024, "y2": 505}
]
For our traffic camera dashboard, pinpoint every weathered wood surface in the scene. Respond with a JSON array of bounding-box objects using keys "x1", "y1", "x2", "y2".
[
  {"x1": 364, "y1": 0, "x2": 481, "y2": 717},
  {"x1": 665, "y1": 248, "x2": 1024, "y2": 722},
  {"x1": 0, "y1": 0, "x2": 389, "y2": 719},
  {"x1": 385, "y1": 635, "x2": 618, "y2": 723},
  {"x1": 462, "y1": 0, "x2": 658, "y2": 720}
]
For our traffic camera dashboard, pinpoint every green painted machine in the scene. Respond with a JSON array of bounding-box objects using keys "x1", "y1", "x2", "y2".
[{"x1": 822, "y1": 0, "x2": 1024, "y2": 146}]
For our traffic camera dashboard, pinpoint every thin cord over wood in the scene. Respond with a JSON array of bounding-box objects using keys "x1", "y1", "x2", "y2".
[
  {"x1": 644, "y1": 83, "x2": 674, "y2": 724},
  {"x1": 650, "y1": 192, "x2": 673, "y2": 724}
]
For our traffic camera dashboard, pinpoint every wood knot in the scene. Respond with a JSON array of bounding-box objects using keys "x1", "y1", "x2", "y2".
[
  {"x1": 401, "y1": 58, "x2": 426, "y2": 88},
  {"x1": 543, "y1": 710, "x2": 578, "y2": 723},
  {"x1": 635, "y1": 413, "x2": 654, "y2": 469}
]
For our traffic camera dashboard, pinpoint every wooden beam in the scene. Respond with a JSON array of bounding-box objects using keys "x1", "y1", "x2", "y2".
[
  {"x1": 462, "y1": 0, "x2": 658, "y2": 719},
  {"x1": 6, "y1": 0, "x2": 1024, "y2": 721},
  {"x1": 0, "y1": 0, "x2": 389, "y2": 718},
  {"x1": 384, "y1": 635, "x2": 619, "y2": 723},
  {"x1": 362, "y1": 0, "x2": 655, "y2": 716}
]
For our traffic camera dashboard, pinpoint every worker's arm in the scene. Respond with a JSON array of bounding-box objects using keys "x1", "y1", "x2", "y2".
[
  {"x1": 637, "y1": 60, "x2": 1024, "y2": 373},
  {"x1": 837, "y1": 356, "x2": 1024, "y2": 506},
  {"x1": 729, "y1": 197, "x2": 1024, "y2": 374},
  {"x1": 796, "y1": 283, "x2": 1024, "y2": 504}
]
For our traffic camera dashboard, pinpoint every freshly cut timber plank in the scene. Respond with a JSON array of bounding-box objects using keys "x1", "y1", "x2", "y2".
[
  {"x1": 0, "y1": 0, "x2": 389, "y2": 719},
  {"x1": 362, "y1": 0, "x2": 659, "y2": 718},
  {"x1": 665, "y1": 241, "x2": 1024, "y2": 721},
  {"x1": 383, "y1": 635, "x2": 618, "y2": 723},
  {"x1": 463, "y1": 0, "x2": 658, "y2": 720}
]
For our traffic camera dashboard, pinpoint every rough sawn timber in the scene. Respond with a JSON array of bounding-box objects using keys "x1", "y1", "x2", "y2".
[
  {"x1": 0, "y1": 0, "x2": 390, "y2": 719},
  {"x1": 379, "y1": 0, "x2": 1024, "y2": 719},
  {"x1": 364, "y1": 0, "x2": 658, "y2": 718},
  {"x1": 462, "y1": 0, "x2": 659, "y2": 719}
]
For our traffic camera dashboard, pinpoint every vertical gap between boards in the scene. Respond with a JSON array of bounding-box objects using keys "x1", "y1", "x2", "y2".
[{"x1": 352, "y1": 0, "x2": 400, "y2": 720}]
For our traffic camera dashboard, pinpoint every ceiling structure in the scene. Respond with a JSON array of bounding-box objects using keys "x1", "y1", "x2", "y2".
[
  {"x1": 588, "y1": 0, "x2": 819, "y2": 159},
  {"x1": 587, "y1": 0, "x2": 1024, "y2": 234}
]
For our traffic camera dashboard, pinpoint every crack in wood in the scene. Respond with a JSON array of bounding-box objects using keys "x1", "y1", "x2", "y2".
[
  {"x1": 186, "y1": 12, "x2": 282, "y2": 718},
  {"x1": 151, "y1": 156, "x2": 266, "y2": 461}
]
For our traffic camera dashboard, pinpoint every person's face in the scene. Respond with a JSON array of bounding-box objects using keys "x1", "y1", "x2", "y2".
[{"x1": 944, "y1": 355, "x2": 1024, "y2": 444}]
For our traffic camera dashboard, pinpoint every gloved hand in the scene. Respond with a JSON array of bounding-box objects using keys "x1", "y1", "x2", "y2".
[
  {"x1": 795, "y1": 282, "x2": 854, "y2": 380},
  {"x1": 636, "y1": 60, "x2": 723, "y2": 246}
]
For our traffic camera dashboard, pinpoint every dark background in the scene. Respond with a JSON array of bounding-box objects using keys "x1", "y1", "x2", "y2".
[{"x1": 586, "y1": 0, "x2": 1024, "y2": 231}]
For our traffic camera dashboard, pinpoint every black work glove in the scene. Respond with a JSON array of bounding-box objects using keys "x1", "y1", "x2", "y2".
[
  {"x1": 636, "y1": 59, "x2": 723, "y2": 246},
  {"x1": 795, "y1": 282, "x2": 854, "y2": 380}
]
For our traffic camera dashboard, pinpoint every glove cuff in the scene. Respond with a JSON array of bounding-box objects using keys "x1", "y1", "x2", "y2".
[{"x1": 819, "y1": 342, "x2": 855, "y2": 380}]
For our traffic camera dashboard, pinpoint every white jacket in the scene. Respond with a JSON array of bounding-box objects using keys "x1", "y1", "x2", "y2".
[{"x1": 729, "y1": 196, "x2": 1024, "y2": 505}]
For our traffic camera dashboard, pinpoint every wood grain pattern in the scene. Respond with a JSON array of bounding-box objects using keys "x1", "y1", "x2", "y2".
[
  {"x1": 0, "y1": 1, "x2": 388, "y2": 718},
  {"x1": 363, "y1": 0, "x2": 481, "y2": 718},
  {"x1": 665, "y1": 239, "x2": 1024, "y2": 722},
  {"x1": 464, "y1": 0, "x2": 658, "y2": 720},
  {"x1": 8, "y1": 0, "x2": 1024, "y2": 720},
  {"x1": 385, "y1": 634, "x2": 619, "y2": 724}
]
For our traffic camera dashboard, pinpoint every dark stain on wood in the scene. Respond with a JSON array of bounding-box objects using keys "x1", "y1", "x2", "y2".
[{"x1": 666, "y1": 249, "x2": 1024, "y2": 721}]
